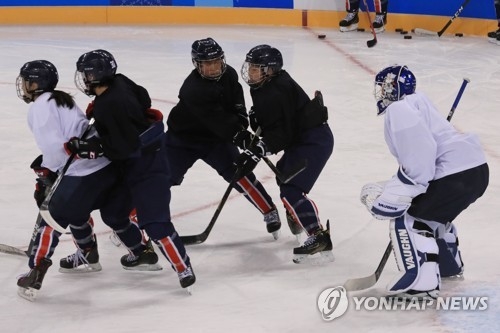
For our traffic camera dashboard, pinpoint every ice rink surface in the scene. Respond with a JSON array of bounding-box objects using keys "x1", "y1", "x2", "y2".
[{"x1": 0, "y1": 25, "x2": 499, "y2": 332}]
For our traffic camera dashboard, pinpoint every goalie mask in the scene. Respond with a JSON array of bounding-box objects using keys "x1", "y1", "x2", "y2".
[
  {"x1": 75, "y1": 49, "x2": 117, "y2": 96},
  {"x1": 241, "y1": 44, "x2": 283, "y2": 89},
  {"x1": 17, "y1": 60, "x2": 59, "y2": 104},
  {"x1": 374, "y1": 65, "x2": 416, "y2": 115},
  {"x1": 191, "y1": 38, "x2": 226, "y2": 80}
]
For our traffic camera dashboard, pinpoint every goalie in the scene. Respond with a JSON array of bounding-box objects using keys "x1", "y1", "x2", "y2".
[{"x1": 360, "y1": 65, "x2": 489, "y2": 300}]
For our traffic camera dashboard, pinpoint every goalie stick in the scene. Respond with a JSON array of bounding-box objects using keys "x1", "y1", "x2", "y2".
[
  {"x1": 414, "y1": 0, "x2": 472, "y2": 37},
  {"x1": 39, "y1": 119, "x2": 95, "y2": 234},
  {"x1": 343, "y1": 78, "x2": 470, "y2": 291},
  {"x1": 362, "y1": 0, "x2": 377, "y2": 48}
]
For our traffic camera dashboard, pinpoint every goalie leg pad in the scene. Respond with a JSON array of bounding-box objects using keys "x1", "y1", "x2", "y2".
[
  {"x1": 437, "y1": 223, "x2": 464, "y2": 278},
  {"x1": 387, "y1": 215, "x2": 440, "y2": 294}
]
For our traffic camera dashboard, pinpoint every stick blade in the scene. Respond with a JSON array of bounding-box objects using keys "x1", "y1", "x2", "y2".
[
  {"x1": 414, "y1": 28, "x2": 438, "y2": 37},
  {"x1": 344, "y1": 274, "x2": 378, "y2": 292},
  {"x1": 0, "y1": 244, "x2": 29, "y2": 257},
  {"x1": 367, "y1": 38, "x2": 377, "y2": 48},
  {"x1": 180, "y1": 234, "x2": 207, "y2": 246}
]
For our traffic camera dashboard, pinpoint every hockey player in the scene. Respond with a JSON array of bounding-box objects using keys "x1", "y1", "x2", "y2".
[
  {"x1": 339, "y1": 0, "x2": 389, "y2": 33},
  {"x1": 487, "y1": 0, "x2": 500, "y2": 44},
  {"x1": 16, "y1": 60, "x2": 161, "y2": 301},
  {"x1": 239, "y1": 45, "x2": 334, "y2": 263},
  {"x1": 70, "y1": 49, "x2": 196, "y2": 291},
  {"x1": 166, "y1": 37, "x2": 282, "y2": 240},
  {"x1": 360, "y1": 65, "x2": 489, "y2": 300}
]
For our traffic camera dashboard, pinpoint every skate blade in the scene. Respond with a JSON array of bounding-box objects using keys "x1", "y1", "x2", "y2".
[
  {"x1": 122, "y1": 263, "x2": 163, "y2": 271},
  {"x1": 292, "y1": 250, "x2": 334, "y2": 265},
  {"x1": 186, "y1": 286, "x2": 193, "y2": 295},
  {"x1": 59, "y1": 263, "x2": 103, "y2": 274},
  {"x1": 374, "y1": 27, "x2": 385, "y2": 34},
  {"x1": 271, "y1": 229, "x2": 281, "y2": 241},
  {"x1": 339, "y1": 24, "x2": 358, "y2": 32},
  {"x1": 442, "y1": 274, "x2": 464, "y2": 282},
  {"x1": 109, "y1": 233, "x2": 122, "y2": 247},
  {"x1": 17, "y1": 287, "x2": 37, "y2": 302}
]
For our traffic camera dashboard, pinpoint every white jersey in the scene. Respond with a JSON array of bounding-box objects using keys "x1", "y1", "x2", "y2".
[
  {"x1": 27, "y1": 92, "x2": 110, "y2": 176},
  {"x1": 383, "y1": 91, "x2": 486, "y2": 186}
]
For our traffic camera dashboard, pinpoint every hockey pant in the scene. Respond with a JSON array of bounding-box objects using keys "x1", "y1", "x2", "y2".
[{"x1": 387, "y1": 214, "x2": 440, "y2": 294}]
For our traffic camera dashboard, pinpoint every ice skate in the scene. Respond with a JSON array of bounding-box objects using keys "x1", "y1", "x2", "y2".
[
  {"x1": 264, "y1": 206, "x2": 281, "y2": 240},
  {"x1": 17, "y1": 258, "x2": 52, "y2": 302},
  {"x1": 59, "y1": 241, "x2": 102, "y2": 273},
  {"x1": 373, "y1": 12, "x2": 387, "y2": 33},
  {"x1": 121, "y1": 240, "x2": 162, "y2": 271},
  {"x1": 487, "y1": 28, "x2": 500, "y2": 43},
  {"x1": 292, "y1": 220, "x2": 333, "y2": 264},
  {"x1": 178, "y1": 265, "x2": 196, "y2": 294},
  {"x1": 339, "y1": 11, "x2": 359, "y2": 32}
]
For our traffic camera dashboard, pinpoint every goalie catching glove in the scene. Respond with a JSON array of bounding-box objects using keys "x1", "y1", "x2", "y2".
[
  {"x1": 65, "y1": 137, "x2": 104, "y2": 159},
  {"x1": 360, "y1": 166, "x2": 427, "y2": 220}
]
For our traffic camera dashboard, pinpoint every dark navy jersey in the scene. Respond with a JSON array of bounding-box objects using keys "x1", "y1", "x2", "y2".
[
  {"x1": 92, "y1": 74, "x2": 151, "y2": 160},
  {"x1": 249, "y1": 70, "x2": 310, "y2": 154},
  {"x1": 167, "y1": 65, "x2": 247, "y2": 143}
]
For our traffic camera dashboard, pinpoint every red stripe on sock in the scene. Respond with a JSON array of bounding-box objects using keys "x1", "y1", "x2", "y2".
[
  {"x1": 158, "y1": 237, "x2": 186, "y2": 272},
  {"x1": 237, "y1": 176, "x2": 272, "y2": 214}
]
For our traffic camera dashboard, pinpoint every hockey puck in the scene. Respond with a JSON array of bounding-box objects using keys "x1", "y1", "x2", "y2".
[
  {"x1": 455, "y1": 33, "x2": 464, "y2": 37},
  {"x1": 400, "y1": 30, "x2": 408, "y2": 35},
  {"x1": 404, "y1": 35, "x2": 412, "y2": 39},
  {"x1": 357, "y1": 28, "x2": 365, "y2": 32},
  {"x1": 318, "y1": 34, "x2": 326, "y2": 39},
  {"x1": 395, "y1": 28, "x2": 403, "y2": 32}
]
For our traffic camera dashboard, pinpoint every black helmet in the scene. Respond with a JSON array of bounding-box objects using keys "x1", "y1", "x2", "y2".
[
  {"x1": 191, "y1": 38, "x2": 226, "y2": 80},
  {"x1": 241, "y1": 45, "x2": 283, "y2": 89},
  {"x1": 75, "y1": 49, "x2": 117, "y2": 96},
  {"x1": 16, "y1": 60, "x2": 59, "y2": 103}
]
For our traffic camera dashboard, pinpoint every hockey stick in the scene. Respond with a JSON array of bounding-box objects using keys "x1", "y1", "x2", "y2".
[
  {"x1": 262, "y1": 157, "x2": 308, "y2": 185},
  {"x1": 447, "y1": 78, "x2": 470, "y2": 121},
  {"x1": 362, "y1": 0, "x2": 377, "y2": 48},
  {"x1": 0, "y1": 243, "x2": 28, "y2": 257},
  {"x1": 414, "y1": 0, "x2": 472, "y2": 37},
  {"x1": 343, "y1": 78, "x2": 470, "y2": 291},
  {"x1": 180, "y1": 176, "x2": 236, "y2": 245},
  {"x1": 39, "y1": 118, "x2": 95, "y2": 234},
  {"x1": 180, "y1": 128, "x2": 262, "y2": 245}
]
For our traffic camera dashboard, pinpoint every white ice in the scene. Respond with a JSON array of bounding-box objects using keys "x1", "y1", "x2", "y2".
[{"x1": 0, "y1": 25, "x2": 499, "y2": 333}]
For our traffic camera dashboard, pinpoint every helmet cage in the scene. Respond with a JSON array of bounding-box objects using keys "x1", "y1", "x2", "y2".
[
  {"x1": 191, "y1": 38, "x2": 227, "y2": 80},
  {"x1": 16, "y1": 60, "x2": 58, "y2": 104},
  {"x1": 374, "y1": 65, "x2": 416, "y2": 115},
  {"x1": 75, "y1": 49, "x2": 117, "y2": 96}
]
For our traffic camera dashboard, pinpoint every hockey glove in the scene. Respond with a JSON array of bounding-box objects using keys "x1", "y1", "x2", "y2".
[
  {"x1": 30, "y1": 155, "x2": 57, "y2": 208},
  {"x1": 145, "y1": 108, "x2": 164, "y2": 123},
  {"x1": 232, "y1": 129, "x2": 253, "y2": 150},
  {"x1": 234, "y1": 140, "x2": 267, "y2": 178},
  {"x1": 65, "y1": 137, "x2": 104, "y2": 159}
]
